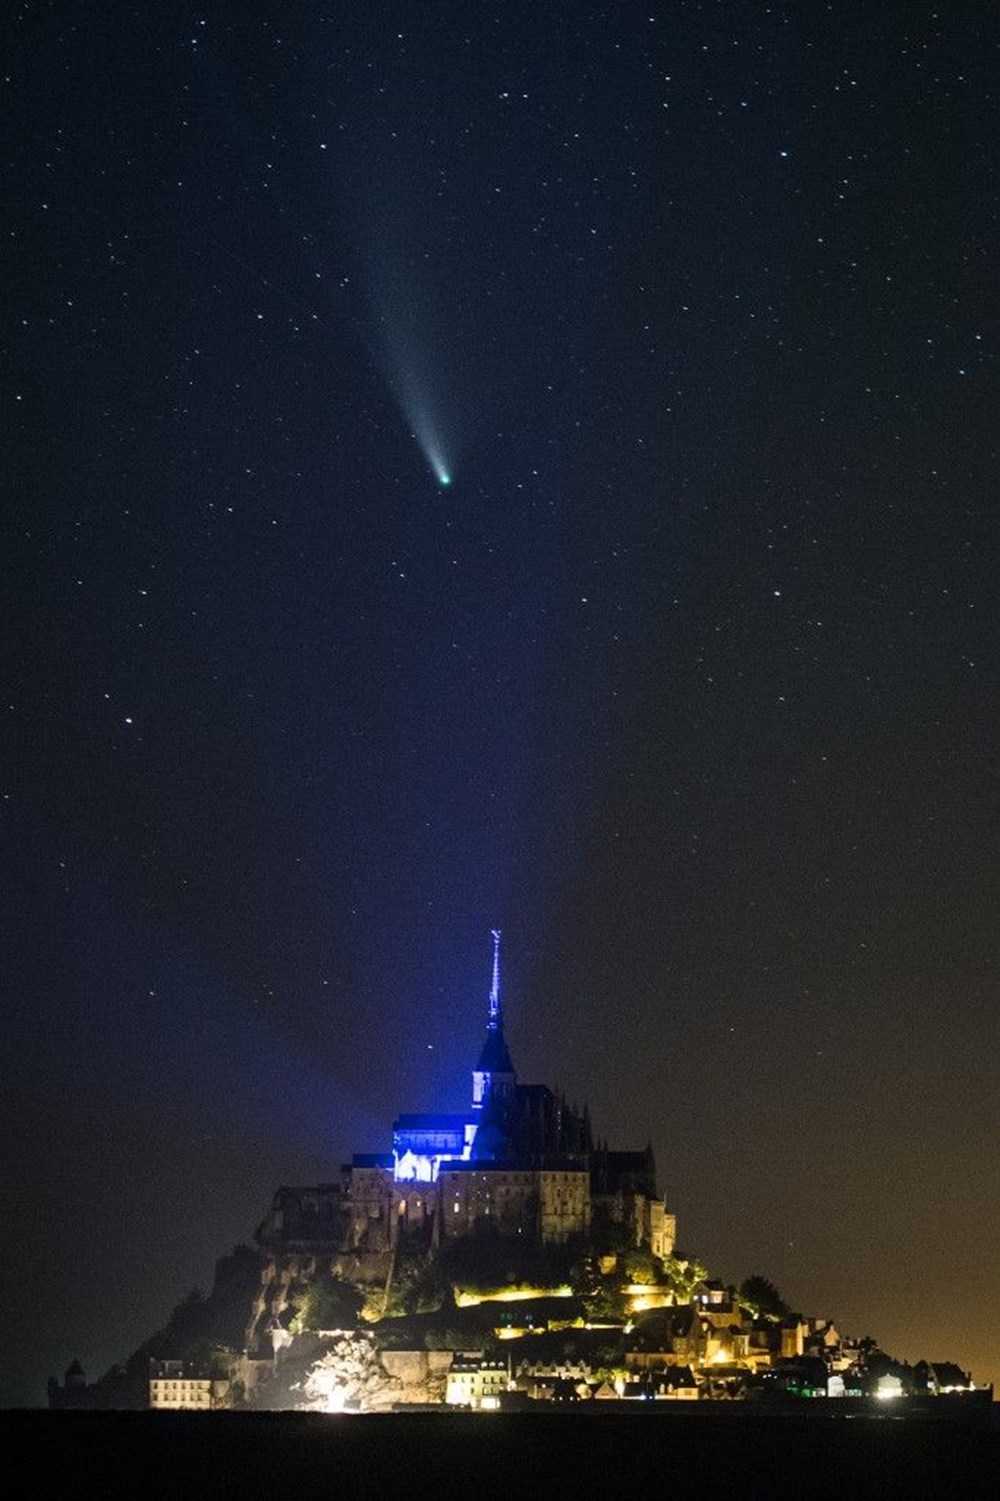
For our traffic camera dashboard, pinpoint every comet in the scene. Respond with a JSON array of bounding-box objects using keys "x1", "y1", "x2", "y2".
[
  {"x1": 360, "y1": 281, "x2": 458, "y2": 486},
  {"x1": 409, "y1": 409, "x2": 453, "y2": 488}
]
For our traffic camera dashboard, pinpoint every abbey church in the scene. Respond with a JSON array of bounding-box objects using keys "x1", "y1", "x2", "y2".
[{"x1": 258, "y1": 933, "x2": 675, "y2": 1264}]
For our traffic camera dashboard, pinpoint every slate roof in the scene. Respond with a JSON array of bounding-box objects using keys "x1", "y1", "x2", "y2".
[{"x1": 475, "y1": 1029, "x2": 515, "y2": 1073}]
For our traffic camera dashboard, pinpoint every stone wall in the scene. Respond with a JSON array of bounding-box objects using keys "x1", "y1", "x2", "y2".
[{"x1": 380, "y1": 1349, "x2": 453, "y2": 1403}]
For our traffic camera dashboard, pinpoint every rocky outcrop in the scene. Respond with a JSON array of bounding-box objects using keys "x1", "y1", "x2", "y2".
[{"x1": 380, "y1": 1348, "x2": 453, "y2": 1404}]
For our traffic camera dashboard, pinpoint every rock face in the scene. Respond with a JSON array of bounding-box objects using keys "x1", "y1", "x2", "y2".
[
  {"x1": 246, "y1": 1250, "x2": 391, "y2": 1352},
  {"x1": 242, "y1": 1332, "x2": 456, "y2": 1411},
  {"x1": 295, "y1": 1334, "x2": 402, "y2": 1412},
  {"x1": 380, "y1": 1348, "x2": 452, "y2": 1405}
]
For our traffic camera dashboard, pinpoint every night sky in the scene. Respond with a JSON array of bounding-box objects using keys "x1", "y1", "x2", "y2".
[{"x1": 3, "y1": 2, "x2": 997, "y2": 1408}]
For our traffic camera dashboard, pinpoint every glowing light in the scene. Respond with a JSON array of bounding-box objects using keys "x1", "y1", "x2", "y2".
[
  {"x1": 489, "y1": 928, "x2": 501, "y2": 1027},
  {"x1": 453, "y1": 1285, "x2": 573, "y2": 1307},
  {"x1": 628, "y1": 1293, "x2": 673, "y2": 1313},
  {"x1": 426, "y1": 448, "x2": 451, "y2": 486},
  {"x1": 393, "y1": 1129, "x2": 474, "y2": 1182}
]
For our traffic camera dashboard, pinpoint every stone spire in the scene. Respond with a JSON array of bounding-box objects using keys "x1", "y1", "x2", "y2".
[
  {"x1": 488, "y1": 928, "x2": 502, "y2": 1030},
  {"x1": 472, "y1": 928, "x2": 516, "y2": 1110}
]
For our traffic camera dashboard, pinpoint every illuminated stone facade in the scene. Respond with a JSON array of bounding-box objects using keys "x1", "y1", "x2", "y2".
[
  {"x1": 439, "y1": 1164, "x2": 592, "y2": 1242},
  {"x1": 445, "y1": 1353, "x2": 508, "y2": 1408},
  {"x1": 148, "y1": 1359, "x2": 229, "y2": 1409}
]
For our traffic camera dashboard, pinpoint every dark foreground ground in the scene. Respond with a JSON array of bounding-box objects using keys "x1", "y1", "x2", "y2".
[{"x1": 6, "y1": 1406, "x2": 999, "y2": 1501}]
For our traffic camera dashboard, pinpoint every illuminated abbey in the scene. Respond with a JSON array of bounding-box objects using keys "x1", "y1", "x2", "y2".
[{"x1": 259, "y1": 933, "x2": 675, "y2": 1262}]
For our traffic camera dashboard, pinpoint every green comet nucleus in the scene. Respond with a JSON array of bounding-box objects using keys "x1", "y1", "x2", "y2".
[{"x1": 438, "y1": 469, "x2": 451, "y2": 486}]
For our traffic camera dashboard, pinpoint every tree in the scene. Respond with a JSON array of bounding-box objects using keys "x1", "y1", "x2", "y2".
[
  {"x1": 737, "y1": 1276, "x2": 788, "y2": 1321},
  {"x1": 583, "y1": 1277, "x2": 626, "y2": 1322},
  {"x1": 661, "y1": 1254, "x2": 709, "y2": 1302},
  {"x1": 570, "y1": 1252, "x2": 600, "y2": 1298},
  {"x1": 622, "y1": 1247, "x2": 661, "y2": 1285},
  {"x1": 383, "y1": 1251, "x2": 446, "y2": 1317},
  {"x1": 290, "y1": 1275, "x2": 362, "y2": 1332}
]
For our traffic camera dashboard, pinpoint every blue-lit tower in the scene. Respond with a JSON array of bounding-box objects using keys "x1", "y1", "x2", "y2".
[{"x1": 471, "y1": 929, "x2": 516, "y2": 1110}]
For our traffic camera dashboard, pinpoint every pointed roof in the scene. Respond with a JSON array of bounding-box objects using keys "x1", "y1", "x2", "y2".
[{"x1": 476, "y1": 1029, "x2": 515, "y2": 1073}]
